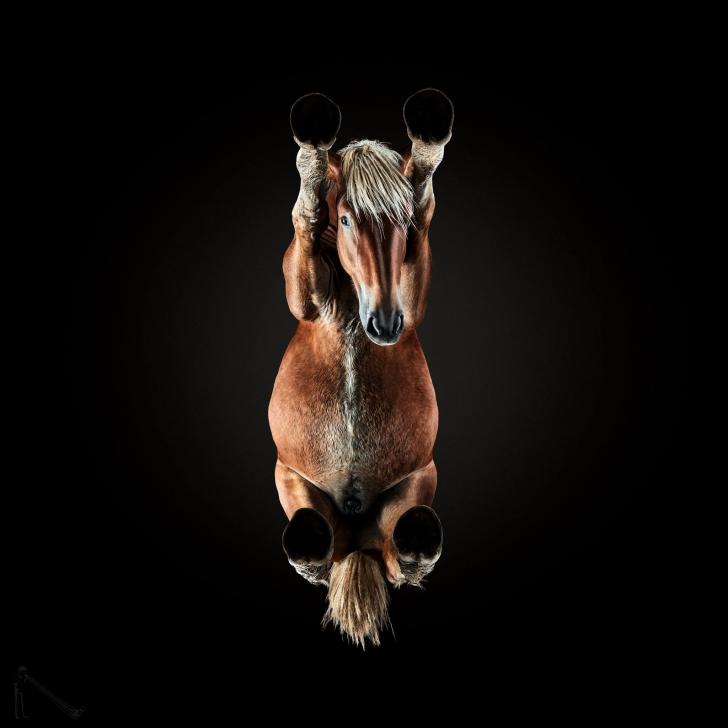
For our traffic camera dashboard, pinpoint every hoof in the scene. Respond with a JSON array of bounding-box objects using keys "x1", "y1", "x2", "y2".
[
  {"x1": 283, "y1": 508, "x2": 333, "y2": 563},
  {"x1": 282, "y1": 508, "x2": 333, "y2": 585},
  {"x1": 290, "y1": 93, "x2": 341, "y2": 149},
  {"x1": 392, "y1": 505, "x2": 443, "y2": 587},
  {"x1": 403, "y1": 89, "x2": 454, "y2": 145}
]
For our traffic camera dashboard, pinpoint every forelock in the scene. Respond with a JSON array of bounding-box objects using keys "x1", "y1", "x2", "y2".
[{"x1": 338, "y1": 140, "x2": 413, "y2": 228}]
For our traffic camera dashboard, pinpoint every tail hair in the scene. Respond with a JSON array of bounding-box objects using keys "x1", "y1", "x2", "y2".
[{"x1": 322, "y1": 551, "x2": 391, "y2": 649}]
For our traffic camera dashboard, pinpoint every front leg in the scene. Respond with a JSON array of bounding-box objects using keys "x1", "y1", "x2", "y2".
[
  {"x1": 282, "y1": 93, "x2": 341, "y2": 321},
  {"x1": 401, "y1": 89, "x2": 454, "y2": 326},
  {"x1": 403, "y1": 88, "x2": 454, "y2": 223}
]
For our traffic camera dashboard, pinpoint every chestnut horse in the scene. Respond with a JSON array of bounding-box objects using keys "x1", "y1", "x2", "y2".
[{"x1": 268, "y1": 89, "x2": 453, "y2": 647}]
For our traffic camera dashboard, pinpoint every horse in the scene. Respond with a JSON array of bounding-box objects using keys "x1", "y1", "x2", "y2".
[{"x1": 268, "y1": 89, "x2": 454, "y2": 647}]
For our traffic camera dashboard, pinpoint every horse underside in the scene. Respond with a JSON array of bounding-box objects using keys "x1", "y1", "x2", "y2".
[
  {"x1": 269, "y1": 88, "x2": 454, "y2": 648},
  {"x1": 271, "y1": 322, "x2": 445, "y2": 648}
]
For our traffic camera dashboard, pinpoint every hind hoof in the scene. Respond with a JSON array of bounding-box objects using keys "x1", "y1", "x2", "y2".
[
  {"x1": 391, "y1": 505, "x2": 443, "y2": 587},
  {"x1": 282, "y1": 508, "x2": 333, "y2": 585}
]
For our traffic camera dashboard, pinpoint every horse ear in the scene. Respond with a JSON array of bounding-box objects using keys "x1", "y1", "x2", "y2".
[
  {"x1": 401, "y1": 150, "x2": 415, "y2": 181},
  {"x1": 327, "y1": 151, "x2": 343, "y2": 188},
  {"x1": 290, "y1": 92, "x2": 341, "y2": 149}
]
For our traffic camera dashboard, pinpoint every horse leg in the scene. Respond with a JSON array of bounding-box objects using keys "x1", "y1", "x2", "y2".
[
  {"x1": 282, "y1": 93, "x2": 341, "y2": 321},
  {"x1": 275, "y1": 459, "x2": 351, "y2": 585},
  {"x1": 402, "y1": 88, "x2": 454, "y2": 214},
  {"x1": 400, "y1": 89, "x2": 454, "y2": 327},
  {"x1": 359, "y1": 461, "x2": 443, "y2": 587}
]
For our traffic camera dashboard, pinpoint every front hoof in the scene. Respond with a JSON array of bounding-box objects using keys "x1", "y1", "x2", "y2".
[
  {"x1": 283, "y1": 508, "x2": 334, "y2": 585},
  {"x1": 403, "y1": 88, "x2": 454, "y2": 145},
  {"x1": 392, "y1": 505, "x2": 443, "y2": 587},
  {"x1": 290, "y1": 92, "x2": 341, "y2": 149}
]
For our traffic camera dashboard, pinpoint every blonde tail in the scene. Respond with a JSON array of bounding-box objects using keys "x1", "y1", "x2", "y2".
[{"x1": 322, "y1": 552, "x2": 391, "y2": 649}]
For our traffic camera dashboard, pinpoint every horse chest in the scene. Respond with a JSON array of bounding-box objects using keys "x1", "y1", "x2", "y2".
[
  {"x1": 269, "y1": 323, "x2": 438, "y2": 511},
  {"x1": 319, "y1": 327, "x2": 387, "y2": 474}
]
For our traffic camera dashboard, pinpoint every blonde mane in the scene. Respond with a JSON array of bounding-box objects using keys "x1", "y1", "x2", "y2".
[{"x1": 338, "y1": 140, "x2": 413, "y2": 228}]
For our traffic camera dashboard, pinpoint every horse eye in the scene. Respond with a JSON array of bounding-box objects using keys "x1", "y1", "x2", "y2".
[{"x1": 340, "y1": 215, "x2": 351, "y2": 228}]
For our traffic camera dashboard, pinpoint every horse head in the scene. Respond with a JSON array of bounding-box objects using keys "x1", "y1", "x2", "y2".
[{"x1": 289, "y1": 89, "x2": 453, "y2": 346}]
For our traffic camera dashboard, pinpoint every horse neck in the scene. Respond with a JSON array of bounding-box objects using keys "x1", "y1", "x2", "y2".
[
  {"x1": 307, "y1": 312, "x2": 366, "y2": 372},
  {"x1": 329, "y1": 314, "x2": 365, "y2": 354}
]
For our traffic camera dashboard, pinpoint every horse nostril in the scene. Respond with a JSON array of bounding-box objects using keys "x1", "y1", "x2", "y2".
[
  {"x1": 393, "y1": 313, "x2": 404, "y2": 336},
  {"x1": 367, "y1": 315, "x2": 380, "y2": 337},
  {"x1": 366, "y1": 311, "x2": 404, "y2": 341}
]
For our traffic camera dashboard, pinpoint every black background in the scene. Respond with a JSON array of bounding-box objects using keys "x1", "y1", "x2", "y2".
[{"x1": 9, "y1": 51, "x2": 687, "y2": 718}]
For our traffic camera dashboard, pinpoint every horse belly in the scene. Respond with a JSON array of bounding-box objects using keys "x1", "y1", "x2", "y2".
[{"x1": 270, "y1": 366, "x2": 437, "y2": 515}]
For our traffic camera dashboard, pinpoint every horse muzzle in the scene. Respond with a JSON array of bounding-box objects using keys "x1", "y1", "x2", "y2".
[{"x1": 363, "y1": 308, "x2": 405, "y2": 346}]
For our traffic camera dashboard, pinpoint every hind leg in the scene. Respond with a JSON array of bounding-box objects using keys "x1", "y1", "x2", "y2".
[
  {"x1": 359, "y1": 460, "x2": 443, "y2": 587},
  {"x1": 275, "y1": 459, "x2": 352, "y2": 584}
]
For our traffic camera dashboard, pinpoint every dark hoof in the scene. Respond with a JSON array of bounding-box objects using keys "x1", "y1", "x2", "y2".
[
  {"x1": 403, "y1": 88, "x2": 454, "y2": 144},
  {"x1": 393, "y1": 506, "x2": 443, "y2": 586},
  {"x1": 283, "y1": 508, "x2": 333, "y2": 586},
  {"x1": 283, "y1": 508, "x2": 333, "y2": 564},
  {"x1": 290, "y1": 93, "x2": 341, "y2": 148}
]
